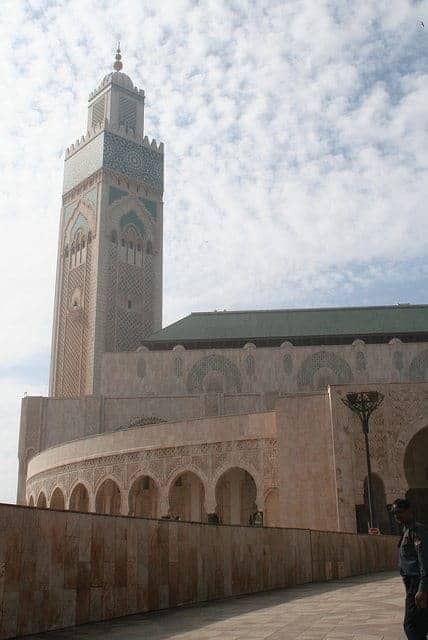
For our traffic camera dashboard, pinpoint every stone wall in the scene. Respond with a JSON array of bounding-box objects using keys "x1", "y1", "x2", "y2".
[
  {"x1": 0, "y1": 504, "x2": 398, "y2": 639},
  {"x1": 101, "y1": 341, "x2": 428, "y2": 397}
]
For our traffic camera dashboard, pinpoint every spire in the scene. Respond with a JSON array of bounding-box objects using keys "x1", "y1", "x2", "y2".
[{"x1": 113, "y1": 43, "x2": 123, "y2": 72}]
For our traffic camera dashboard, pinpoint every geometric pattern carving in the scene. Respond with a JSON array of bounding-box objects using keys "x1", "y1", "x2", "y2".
[
  {"x1": 104, "y1": 132, "x2": 163, "y2": 193},
  {"x1": 297, "y1": 350, "x2": 353, "y2": 388},
  {"x1": 26, "y1": 438, "x2": 276, "y2": 507},
  {"x1": 409, "y1": 350, "x2": 428, "y2": 382},
  {"x1": 186, "y1": 354, "x2": 242, "y2": 393}
]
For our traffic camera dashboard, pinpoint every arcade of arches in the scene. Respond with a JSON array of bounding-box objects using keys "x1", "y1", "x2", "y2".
[{"x1": 28, "y1": 466, "x2": 272, "y2": 526}]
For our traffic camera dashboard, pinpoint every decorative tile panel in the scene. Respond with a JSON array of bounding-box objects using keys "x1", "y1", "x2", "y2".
[
  {"x1": 139, "y1": 197, "x2": 157, "y2": 218},
  {"x1": 109, "y1": 186, "x2": 128, "y2": 205},
  {"x1": 409, "y1": 350, "x2": 428, "y2": 381},
  {"x1": 70, "y1": 213, "x2": 89, "y2": 239},
  {"x1": 187, "y1": 355, "x2": 242, "y2": 393},
  {"x1": 297, "y1": 351, "x2": 353, "y2": 388},
  {"x1": 103, "y1": 132, "x2": 163, "y2": 193},
  {"x1": 83, "y1": 186, "x2": 98, "y2": 209},
  {"x1": 120, "y1": 210, "x2": 145, "y2": 236}
]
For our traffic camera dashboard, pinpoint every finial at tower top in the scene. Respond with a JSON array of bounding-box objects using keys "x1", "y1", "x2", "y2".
[{"x1": 113, "y1": 43, "x2": 123, "y2": 72}]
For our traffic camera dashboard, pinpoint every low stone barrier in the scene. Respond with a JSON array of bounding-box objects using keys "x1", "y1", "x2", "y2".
[{"x1": 0, "y1": 504, "x2": 398, "y2": 639}]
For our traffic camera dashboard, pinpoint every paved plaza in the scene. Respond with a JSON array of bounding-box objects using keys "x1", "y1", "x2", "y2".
[{"x1": 24, "y1": 571, "x2": 406, "y2": 640}]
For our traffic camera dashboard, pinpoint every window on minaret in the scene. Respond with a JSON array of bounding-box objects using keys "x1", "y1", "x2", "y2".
[
  {"x1": 119, "y1": 96, "x2": 137, "y2": 130},
  {"x1": 121, "y1": 227, "x2": 143, "y2": 266},
  {"x1": 70, "y1": 230, "x2": 87, "y2": 268},
  {"x1": 91, "y1": 95, "x2": 106, "y2": 127}
]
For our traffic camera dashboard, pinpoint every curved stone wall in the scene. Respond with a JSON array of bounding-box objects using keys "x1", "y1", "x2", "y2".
[{"x1": 26, "y1": 412, "x2": 279, "y2": 526}]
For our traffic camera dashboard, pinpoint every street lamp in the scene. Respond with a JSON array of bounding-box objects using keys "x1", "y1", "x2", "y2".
[{"x1": 341, "y1": 391, "x2": 384, "y2": 531}]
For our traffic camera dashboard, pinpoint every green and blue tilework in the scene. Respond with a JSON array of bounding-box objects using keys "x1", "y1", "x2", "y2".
[
  {"x1": 70, "y1": 213, "x2": 89, "y2": 239},
  {"x1": 104, "y1": 132, "x2": 163, "y2": 193},
  {"x1": 109, "y1": 186, "x2": 157, "y2": 218},
  {"x1": 120, "y1": 210, "x2": 145, "y2": 236}
]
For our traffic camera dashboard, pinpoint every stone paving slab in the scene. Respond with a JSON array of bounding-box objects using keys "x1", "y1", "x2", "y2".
[{"x1": 24, "y1": 572, "x2": 405, "y2": 640}]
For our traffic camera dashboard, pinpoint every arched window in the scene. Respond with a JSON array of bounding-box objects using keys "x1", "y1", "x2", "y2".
[
  {"x1": 146, "y1": 240, "x2": 153, "y2": 255},
  {"x1": 111, "y1": 230, "x2": 118, "y2": 244}
]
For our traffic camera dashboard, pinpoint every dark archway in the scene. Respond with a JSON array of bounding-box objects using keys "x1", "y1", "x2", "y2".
[
  {"x1": 37, "y1": 492, "x2": 47, "y2": 508},
  {"x1": 50, "y1": 487, "x2": 65, "y2": 510},
  {"x1": 128, "y1": 475, "x2": 158, "y2": 518},
  {"x1": 95, "y1": 479, "x2": 121, "y2": 516},
  {"x1": 69, "y1": 483, "x2": 89, "y2": 512},
  {"x1": 404, "y1": 426, "x2": 428, "y2": 523},
  {"x1": 169, "y1": 471, "x2": 207, "y2": 522},
  {"x1": 215, "y1": 467, "x2": 257, "y2": 525},
  {"x1": 356, "y1": 474, "x2": 393, "y2": 534}
]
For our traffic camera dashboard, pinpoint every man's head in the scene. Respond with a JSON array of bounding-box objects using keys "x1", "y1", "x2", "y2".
[{"x1": 391, "y1": 498, "x2": 413, "y2": 524}]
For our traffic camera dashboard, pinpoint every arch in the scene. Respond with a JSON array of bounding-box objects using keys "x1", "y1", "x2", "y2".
[
  {"x1": 168, "y1": 470, "x2": 207, "y2": 522},
  {"x1": 119, "y1": 210, "x2": 145, "y2": 237},
  {"x1": 174, "y1": 356, "x2": 183, "y2": 378},
  {"x1": 215, "y1": 467, "x2": 258, "y2": 525},
  {"x1": 95, "y1": 478, "x2": 121, "y2": 515},
  {"x1": 409, "y1": 350, "x2": 428, "y2": 382},
  {"x1": 50, "y1": 487, "x2": 65, "y2": 510},
  {"x1": 111, "y1": 229, "x2": 118, "y2": 244},
  {"x1": 146, "y1": 239, "x2": 153, "y2": 255},
  {"x1": 28, "y1": 495, "x2": 34, "y2": 507},
  {"x1": 186, "y1": 354, "x2": 242, "y2": 394},
  {"x1": 404, "y1": 426, "x2": 428, "y2": 522},
  {"x1": 69, "y1": 482, "x2": 90, "y2": 513},
  {"x1": 70, "y1": 213, "x2": 89, "y2": 239},
  {"x1": 264, "y1": 488, "x2": 280, "y2": 527},
  {"x1": 297, "y1": 351, "x2": 353, "y2": 388},
  {"x1": 355, "y1": 474, "x2": 392, "y2": 534},
  {"x1": 37, "y1": 492, "x2": 47, "y2": 508},
  {"x1": 128, "y1": 475, "x2": 158, "y2": 518}
]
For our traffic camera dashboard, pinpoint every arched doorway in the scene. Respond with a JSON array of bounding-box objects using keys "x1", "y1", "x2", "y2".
[
  {"x1": 50, "y1": 487, "x2": 65, "y2": 510},
  {"x1": 356, "y1": 474, "x2": 392, "y2": 534},
  {"x1": 128, "y1": 475, "x2": 158, "y2": 517},
  {"x1": 95, "y1": 479, "x2": 121, "y2": 515},
  {"x1": 405, "y1": 426, "x2": 428, "y2": 523},
  {"x1": 169, "y1": 471, "x2": 207, "y2": 522},
  {"x1": 215, "y1": 467, "x2": 257, "y2": 525},
  {"x1": 69, "y1": 483, "x2": 89, "y2": 512},
  {"x1": 37, "y1": 492, "x2": 47, "y2": 508},
  {"x1": 264, "y1": 488, "x2": 280, "y2": 527}
]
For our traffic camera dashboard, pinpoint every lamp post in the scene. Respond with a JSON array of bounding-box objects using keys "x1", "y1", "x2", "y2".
[{"x1": 341, "y1": 391, "x2": 384, "y2": 531}]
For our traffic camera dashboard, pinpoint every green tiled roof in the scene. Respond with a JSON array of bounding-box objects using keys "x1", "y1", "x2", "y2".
[{"x1": 144, "y1": 304, "x2": 428, "y2": 349}]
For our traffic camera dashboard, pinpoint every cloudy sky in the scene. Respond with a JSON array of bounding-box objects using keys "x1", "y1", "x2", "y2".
[{"x1": 0, "y1": 0, "x2": 427, "y2": 503}]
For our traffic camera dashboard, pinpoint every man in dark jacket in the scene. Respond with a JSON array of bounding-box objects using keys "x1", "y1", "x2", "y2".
[{"x1": 392, "y1": 498, "x2": 428, "y2": 640}]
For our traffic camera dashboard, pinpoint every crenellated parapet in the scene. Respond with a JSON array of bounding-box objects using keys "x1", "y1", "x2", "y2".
[{"x1": 65, "y1": 118, "x2": 164, "y2": 160}]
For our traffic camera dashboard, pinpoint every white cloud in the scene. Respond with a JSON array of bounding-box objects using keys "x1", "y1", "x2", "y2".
[{"x1": 0, "y1": 0, "x2": 427, "y2": 502}]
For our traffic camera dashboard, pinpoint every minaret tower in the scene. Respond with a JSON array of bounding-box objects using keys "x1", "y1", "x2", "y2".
[{"x1": 49, "y1": 48, "x2": 164, "y2": 397}]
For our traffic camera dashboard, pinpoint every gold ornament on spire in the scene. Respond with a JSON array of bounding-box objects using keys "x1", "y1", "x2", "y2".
[{"x1": 113, "y1": 43, "x2": 123, "y2": 72}]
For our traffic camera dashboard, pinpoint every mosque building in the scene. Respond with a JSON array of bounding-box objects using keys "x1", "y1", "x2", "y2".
[{"x1": 17, "y1": 50, "x2": 428, "y2": 533}]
